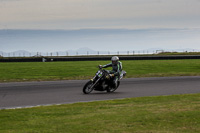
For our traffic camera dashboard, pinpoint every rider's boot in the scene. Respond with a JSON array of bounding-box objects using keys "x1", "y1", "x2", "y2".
[{"x1": 113, "y1": 78, "x2": 118, "y2": 89}]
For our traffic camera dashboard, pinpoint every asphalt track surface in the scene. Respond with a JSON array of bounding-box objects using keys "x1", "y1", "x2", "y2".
[{"x1": 1, "y1": 76, "x2": 200, "y2": 109}]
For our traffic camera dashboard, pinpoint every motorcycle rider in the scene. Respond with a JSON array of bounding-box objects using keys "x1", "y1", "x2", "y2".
[{"x1": 99, "y1": 56, "x2": 122, "y2": 89}]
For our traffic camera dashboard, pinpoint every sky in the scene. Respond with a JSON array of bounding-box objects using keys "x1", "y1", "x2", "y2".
[
  {"x1": 1, "y1": 0, "x2": 200, "y2": 29},
  {"x1": 0, "y1": 0, "x2": 200, "y2": 53}
]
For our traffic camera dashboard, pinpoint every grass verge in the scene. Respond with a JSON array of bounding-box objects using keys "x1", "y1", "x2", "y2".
[
  {"x1": 0, "y1": 93, "x2": 200, "y2": 133},
  {"x1": 1, "y1": 59, "x2": 200, "y2": 82}
]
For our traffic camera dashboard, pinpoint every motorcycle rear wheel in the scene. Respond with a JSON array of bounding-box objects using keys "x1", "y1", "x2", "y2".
[
  {"x1": 107, "y1": 81, "x2": 120, "y2": 93},
  {"x1": 83, "y1": 81, "x2": 94, "y2": 94}
]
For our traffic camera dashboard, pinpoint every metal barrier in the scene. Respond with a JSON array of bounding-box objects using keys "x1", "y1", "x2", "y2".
[{"x1": 1, "y1": 55, "x2": 200, "y2": 62}]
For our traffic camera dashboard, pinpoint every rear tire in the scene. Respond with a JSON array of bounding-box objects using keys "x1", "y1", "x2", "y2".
[
  {"x1": 83, "y1": 81, "x2": 94, "y2": 94},
  {"x1": 107, "y1": 81, "x2": 120, "y2": 93}
]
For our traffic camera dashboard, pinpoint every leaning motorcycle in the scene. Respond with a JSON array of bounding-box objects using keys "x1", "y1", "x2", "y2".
[{"x1": 83, "y1": 67, "x2": 126, "y2": 94}]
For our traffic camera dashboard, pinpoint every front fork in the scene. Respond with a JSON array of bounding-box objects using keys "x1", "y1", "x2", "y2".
[
  {"x1": 90, "y1": 75, "x2": 97, "y2": 83},
  {"x1": 90, "y1": 75, "x2": 103, "y2": 89}
]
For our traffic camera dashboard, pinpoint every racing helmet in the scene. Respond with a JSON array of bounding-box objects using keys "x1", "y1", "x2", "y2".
[{"x1": 111, "y1": 56, "x2": 119, "y2": 65}]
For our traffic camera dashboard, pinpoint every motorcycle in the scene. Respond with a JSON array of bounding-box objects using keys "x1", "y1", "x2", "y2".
[{"x1": 83, "y1": 66, "x2": 126, "y2": 94}]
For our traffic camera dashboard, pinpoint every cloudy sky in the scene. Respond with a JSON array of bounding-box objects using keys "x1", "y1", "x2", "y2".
[
  {"x1": 0, "y1": 0, "x2": 200, "y2": 53},
  {"x1": 1, "y1": 0, "x2": 200, "y2": 29}
]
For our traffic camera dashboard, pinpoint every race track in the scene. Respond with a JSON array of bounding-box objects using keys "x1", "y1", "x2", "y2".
[{"x1": 1, "y1": 76, "x2": 200, "y2": 109}]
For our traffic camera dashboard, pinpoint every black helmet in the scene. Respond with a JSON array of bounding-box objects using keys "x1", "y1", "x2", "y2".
[{"x1": 111, "y1": 56, "x2": 119, "y2": 65}]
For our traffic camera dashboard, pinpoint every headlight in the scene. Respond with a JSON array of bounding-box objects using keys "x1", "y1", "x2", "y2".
[{"x1": 96, "y1": 71, "x2": 103, "y2": 77}]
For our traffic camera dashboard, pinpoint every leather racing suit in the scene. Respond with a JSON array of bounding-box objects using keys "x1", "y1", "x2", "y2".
[{"x1": 102, "y1": 61, "x2": 122, "y2": 88}]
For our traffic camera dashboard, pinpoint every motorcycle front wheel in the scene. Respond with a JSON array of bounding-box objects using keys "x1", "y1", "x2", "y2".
[{"x1": 83, "y1": 81, "x2": 94, "y2": 94}]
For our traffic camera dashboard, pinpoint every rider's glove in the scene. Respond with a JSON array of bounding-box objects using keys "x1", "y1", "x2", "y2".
[
  {"x1": 109, "y1": 74, "x2": 114, "y2": 77},
  {"x1": 106, "y1": 75, "x2": 110, "y2": 79},
  {"x1": 98, "y1": 65, "x2": 102, "y2": 69}
]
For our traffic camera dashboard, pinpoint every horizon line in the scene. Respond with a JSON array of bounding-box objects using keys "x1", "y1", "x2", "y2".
[{"x1": 1, "y1": 27, "x2": 200, "y2": 31}]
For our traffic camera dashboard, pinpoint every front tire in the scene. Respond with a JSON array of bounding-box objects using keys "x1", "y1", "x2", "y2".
[{"x1": 83, "y1": 81, "x2": 94, "y2": 94}]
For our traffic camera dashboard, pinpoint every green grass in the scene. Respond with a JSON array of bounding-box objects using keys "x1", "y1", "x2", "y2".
[
  {"x1": 1, "y1": 59, "x2": 200, "y2": 82},
  {"x1": 0, "y1": 93, "x2": 199, "y2": 133}
]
